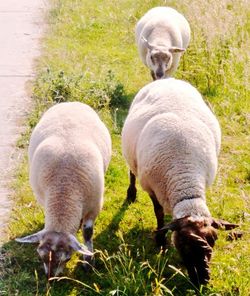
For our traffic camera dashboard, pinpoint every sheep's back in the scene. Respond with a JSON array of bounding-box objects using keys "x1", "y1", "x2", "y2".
[
  {"x1": 30, "y1": 136, "x2": 104, "y2": 206},
  {"x1": 122, "y1": 79, "x2": 221, "y2": 178},
  {"x1": 136, "y1": 112, "x2": 218, "y2": 212},
  {"x1": 29, "y1": 102, "x2": 111, "y2": 171},
  {"x1": 28, "y1": 102, "x2": 111, "y2": 206},
  {"x1": 136, "y1": 6, "x2": 190, "y2": 49}
]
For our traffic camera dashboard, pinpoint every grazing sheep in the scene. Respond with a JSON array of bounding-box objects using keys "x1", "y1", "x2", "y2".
[
  {"x1": 16, "y1": 102, "x2": 112, "y2": 277},
  {"x1": 135, "y1": 6, "x2": 191, "y2": 80},
  {"x1": 122, "y1": 78, "x2": 238, "y2": 286}
]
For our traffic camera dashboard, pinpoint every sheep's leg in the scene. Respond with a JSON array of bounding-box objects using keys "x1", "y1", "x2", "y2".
[
  {"x1": 149, "y1": 193, "x2": 166, "y2": 249},
  {"x1": 126, "y1": 171, "x2": 137, "y2": 203},
  {"x1": 83, "y1": 219, "x2": 94, "y2": 270},
  {"x1": 150, "y1": 70, "x2": 157, "y2": 81}
]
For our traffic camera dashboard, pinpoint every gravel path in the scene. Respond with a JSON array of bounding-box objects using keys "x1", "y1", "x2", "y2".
[{"x1": 0, "y1": 0, "x2": 46, "y2": 243}]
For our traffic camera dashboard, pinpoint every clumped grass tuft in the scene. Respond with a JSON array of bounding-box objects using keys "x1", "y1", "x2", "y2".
[
  {"x1": 51, "y1": 243, "x2": 175, "y2": 296},
  {"x1": 33, "y1": 68, "x2": 130, "y2": 109},
  {"x1": 32, "y1": 67, "x2": 131, "y2": 134},
  {"x1": 1, "y1": 0, "x2": 249, "y2": 295}
]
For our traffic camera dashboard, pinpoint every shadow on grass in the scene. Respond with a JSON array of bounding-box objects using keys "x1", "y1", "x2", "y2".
[
  {"x1": 1, "y1": 232, "x2": 88, "y2": 295},
  {"x1": 0, "y1": 200, "x2": 133, "y2": 295},
  {"x1": 1, "y1": 226, "x2": 49, "y2": 295},
  {"x1": 90, "y1": 197, "x2": 196, "y2": 295},
  {"x1": 1, "y1": 211, "x2": 206, "y2": 295},
  {"x1": 94, "y1": 199, "x2": 131, "y2": 252}
]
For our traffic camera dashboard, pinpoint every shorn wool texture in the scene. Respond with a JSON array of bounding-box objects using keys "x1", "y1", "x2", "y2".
[
  {"x1": 16, "y1": 102, "x2": 112, "y2": 278},
  {"x1": 122, "y1": 78, "x2": 238, "y2": 286},
  {"x1": 135, "y1": 6, "x2": 191, "y2": 79}
]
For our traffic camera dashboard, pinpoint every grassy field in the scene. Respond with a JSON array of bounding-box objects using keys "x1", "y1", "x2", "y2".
[{"x1": 1, "y1": 0, "x2": 249, "y2": 295}]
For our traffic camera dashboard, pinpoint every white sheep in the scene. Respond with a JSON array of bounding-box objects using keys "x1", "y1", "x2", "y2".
[
  {"x1": 135, "y1": 6, "x2": 191, "y2": 80},
  {"x1": 16, "y1": 102, "x2": 112, "y2": 277},
  {"x1": 122, "y1": 78, "x2": 237, "y2": 286}
]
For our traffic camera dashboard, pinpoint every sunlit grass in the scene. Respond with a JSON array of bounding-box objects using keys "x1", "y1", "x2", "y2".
[{"x1": 1, "y1": 0, "x2": 249, "y2": 295}]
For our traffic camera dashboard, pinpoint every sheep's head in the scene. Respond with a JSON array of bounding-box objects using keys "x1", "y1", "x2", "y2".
[
  {"x1": 158, "y1": 216, "x2": 238, "y2": 287},
  {"x1": 142, "y1": 36, "x2": 185, "y2": 80},
  {"x1": 16, "y1": 230, "x2": 92, "y2": 278}
]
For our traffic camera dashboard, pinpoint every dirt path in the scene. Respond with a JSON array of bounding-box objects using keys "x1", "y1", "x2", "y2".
[{"x1": 0, "y1": 0, "x2": 46, "y2": 243}]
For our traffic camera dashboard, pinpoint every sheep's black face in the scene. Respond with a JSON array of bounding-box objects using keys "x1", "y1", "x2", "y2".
[
  {"x1": 172, "y1": 217, "x2": 218, "y2": 286},
  {"x1": 147, "y1": 49, "x2": 172, "y2": 80},
  {"x1": 37, "y1": 232, "x2": 73, "y2": 278},
  {"x1": 157, "y1": 216, "x2": 238, "y2": 287}
]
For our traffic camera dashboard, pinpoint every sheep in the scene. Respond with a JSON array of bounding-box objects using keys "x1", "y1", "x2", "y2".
[
  {"x1": 16, "y1": 102, "x2": 112, "y2": 278},
  {"x1": 135, "y1": 6, "x2": 191, "y2": 80},
  {"x1": 121, "y1": 78, "x2": 238, "y2": 286}
]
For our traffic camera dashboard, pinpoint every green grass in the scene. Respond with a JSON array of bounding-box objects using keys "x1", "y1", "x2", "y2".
[{"x1": 1, "y1": 0, "x2": 249, "y2": 295}]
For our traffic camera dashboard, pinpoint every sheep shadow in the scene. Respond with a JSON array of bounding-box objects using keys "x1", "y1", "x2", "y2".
[
  {"x1": 3, "y1": 211, "x2": 199, "y2": 295},
  {"x1": 0, "y1": 226, "x2": 49, "y2": 292},
  {"x1": 121, "y1": 225, "x2": 194, "y2": 291},
  {"x1": 92, "y1": 198, "x2": 199, "y2": 294},
  {"x1": 2, "y1": 226, "x2": 97, "y2": 295},
  {"x1": 94, "y1": 199, "x2": 131, "y2": 252}
]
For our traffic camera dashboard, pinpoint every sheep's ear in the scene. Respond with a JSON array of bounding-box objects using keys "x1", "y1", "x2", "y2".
[
  {"x1": 211, "y1": 218, "x2": 239, "y2": 230},
  {"x1": 169, "y1": 47, "x2": 185, "y2": 53},
  {"x1": 68, "y1": 234, "x2": 93, "y2": 256},
  {"x1": 142, "y1": 36, "x2": 154, "y2": 50},
  {"x1": 156, "y1": 219, "x2": 182, "y2": 234},
  {"x1": 15, "y1": 230, "x2": 45, "y2": 244}
]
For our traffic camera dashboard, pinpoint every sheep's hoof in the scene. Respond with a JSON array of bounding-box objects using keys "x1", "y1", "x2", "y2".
[
  {"x1": 126, "y1": 186, "x2": 137, "y2": 203},
  {"x1": 155, "y1": 232, "x2": 167, "y2": 250}
]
